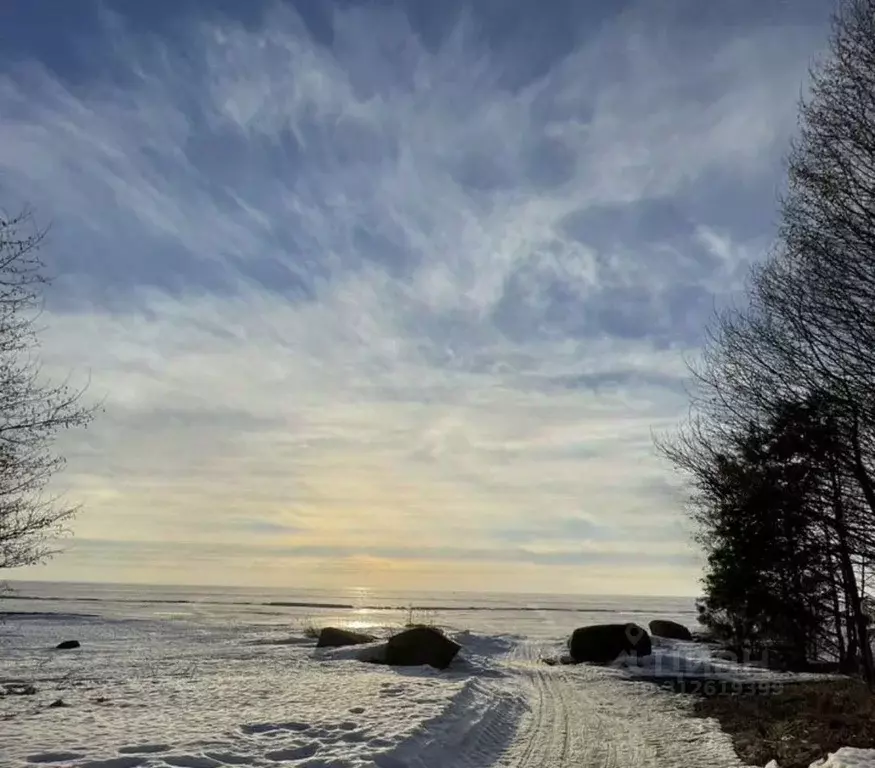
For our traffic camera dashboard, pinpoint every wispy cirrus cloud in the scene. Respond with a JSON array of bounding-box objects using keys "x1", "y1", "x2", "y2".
[{"x1": 0, "y1": 0, "x2": 828, "y2": 594}]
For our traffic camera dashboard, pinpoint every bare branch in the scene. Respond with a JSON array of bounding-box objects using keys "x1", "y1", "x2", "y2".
[{"x1": 0, "y1": 210, "x2": 96, "y2": 570}]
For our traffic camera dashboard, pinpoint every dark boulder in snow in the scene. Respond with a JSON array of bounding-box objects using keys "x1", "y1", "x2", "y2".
[
  {"x1": 316, "y1": 627, "x2": 376, "y2": 648},
  {"x1": 357, "y1": 642, "x2": 389, "y2": 664},
  {"x1": 649, "y1": 620, "x2": 693, "y2": 641},
  {"x1": 568, "y1": 623, "x2": 652, "y2": 663},
  {"x1": 384, "y1": 626, "x2": 461, "y2": 670},
  {"x1": 55, "y1": 640, "x2": 80, "y2": 650}
]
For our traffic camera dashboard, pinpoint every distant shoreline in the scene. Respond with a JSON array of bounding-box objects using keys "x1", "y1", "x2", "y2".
[{"x1": 0, "y1": 591, "x2": 697, "y2": 615}]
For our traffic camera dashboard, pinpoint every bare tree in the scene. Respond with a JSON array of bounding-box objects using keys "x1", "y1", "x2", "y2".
[
  {"x1": 0, "y1": 209, "x2": 96, "y2": 570},
  {"x1": 657, "y1": 0, "x2": 875, "y2": 683}
]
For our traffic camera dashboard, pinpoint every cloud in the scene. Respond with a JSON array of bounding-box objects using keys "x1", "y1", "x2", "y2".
[{"x1": 0, "y1": 0, "x2": 828, "y2": 593}]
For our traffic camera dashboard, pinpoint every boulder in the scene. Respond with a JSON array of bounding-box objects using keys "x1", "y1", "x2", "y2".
[
  {"x1": 55, "y1": 640, "x2": 80, "y2": 650},
  {"x1": 357, "y1": 643, "x2": 388, "y2": 664},
  {"x1": 384, "y1": 626, "x2": 461, "y2": 670},
  {"x1": 568, "y1": 623, "x2": 652, "y2": 664},
  {"x1": 649, "y1": 619, "x2": 693, "y2": 641},
  {"x1": 316, "y1": 627, "x2": 376, "y2": 648}
]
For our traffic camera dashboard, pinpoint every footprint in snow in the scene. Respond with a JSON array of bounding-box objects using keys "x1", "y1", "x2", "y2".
[
  {"x1": 118, "y1": 745, "x2": 170, "y2": 755},
  {"x1": 340, "y1": 731, "x2": 367, "y2": 743},
  {"x1": 379, "y1": 686, "x2": 404, "y2": 697},
  {"x1": 265, "y1": 743, "x2": 318, "y2": 761},
  {"x1": 241, "y1": 721, "x2": 310, "y2": 735},
  {"x1": 78, "y1": 758, "x2": 146, "y2": 768},
  {"x1": 26, "y1": 753, "x2": 86, "y2": 764},
  {"x1": 202, "y1": 753, "x2": 254, "y2": 766},
  {"x1": 164, "y1": 756, "x2": 222, "y2": 768}
]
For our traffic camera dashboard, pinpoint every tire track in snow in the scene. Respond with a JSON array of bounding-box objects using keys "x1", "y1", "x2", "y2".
[
  {"x1": 372, "y1": 636, "x2": 751, "y2": 768},
  {"x1": 510, "y1": 662, "x2": 561, "y2": 767},
  {"x1": 495, "y1": 638, "x2": 750, "y2": 768},
  {"x1": 499, "y1": 640, "x2": 575, "y2": 767}
]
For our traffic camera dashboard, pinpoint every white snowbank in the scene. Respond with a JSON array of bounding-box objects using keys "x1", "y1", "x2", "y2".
[
  {"x1": 810, "y1": 749, "x2": 875, "y2": 768},
  {"x1": 614, "y1": 638, "x2": 839, "y2": 684},
  {"x1": 767, "y1": 749, "x2": 875, "y2": 768}
]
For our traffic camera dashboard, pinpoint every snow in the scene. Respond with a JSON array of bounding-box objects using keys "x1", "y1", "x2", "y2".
[
  {"x1": 765, "y1": 750, "x2": 875, "y2": 768},
  {"x1": 810, "y1": 749, "x2": 875, "y2": 768},
  {"x1": 0, "y1": 583, "x2": 846, "y2": 768},
  {"x1": 616, "y1": 636, "x2": 838, "y2": 684}
]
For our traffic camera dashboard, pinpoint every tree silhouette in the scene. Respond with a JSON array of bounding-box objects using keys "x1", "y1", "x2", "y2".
[{"x1": 0, "y1": 210, "x2": 97, "y2": 570}]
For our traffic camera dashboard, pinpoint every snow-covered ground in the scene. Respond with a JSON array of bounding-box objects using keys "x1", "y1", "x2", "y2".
[
  {"x1": 0, "y1": 582, "x2": 866, "y2": 768},
  {"x1": 806, "y1": 750, "x2": 875, "y2": 768}
]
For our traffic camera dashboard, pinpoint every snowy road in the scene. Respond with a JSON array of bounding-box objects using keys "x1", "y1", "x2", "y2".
[
  {"x1": 506, "y1": 666, "x2": 749, "y2": 767},
  {"x1": 465, "y1": 639, "x2": 750, "y2": 768}
]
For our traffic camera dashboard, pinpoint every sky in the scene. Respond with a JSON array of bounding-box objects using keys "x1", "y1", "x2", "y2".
[{"x1": 0, "y1": 0, "x2": 832, "y2": 595}]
